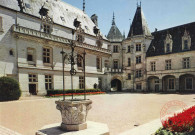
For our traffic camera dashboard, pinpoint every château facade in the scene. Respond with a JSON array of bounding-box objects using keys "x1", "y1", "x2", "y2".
[
  {"x1": 0, "y1": 0, "x2": 194, "y2": 96},
  {"x1": 107, "y1": 5, "x2": 195, "y2": 92}
]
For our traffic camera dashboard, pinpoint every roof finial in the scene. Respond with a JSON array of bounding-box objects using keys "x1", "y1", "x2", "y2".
[
  {"x1": 83, "y1": 0, "x2": 85, "y2": 12},
  {"x1": 137, "y1": 0, "x2": 138, "y2": 7},
  {"x1": 140, "y1": 1, "x2": 141, "y2": 7},
  {"x1": 112, "y1": 12, "x2": 115, "y2": 25}
]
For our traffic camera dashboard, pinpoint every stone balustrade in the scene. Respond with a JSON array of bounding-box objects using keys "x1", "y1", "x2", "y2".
[
  {"x1": 11, "y1": 25, "x2": 111, "y2": 55},
  {"x1": 104, "y1": 68, "x2": 123, "y2": 73}
]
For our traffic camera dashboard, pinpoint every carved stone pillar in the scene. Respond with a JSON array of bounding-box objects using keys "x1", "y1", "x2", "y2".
[{"x1": 55, "y1": 99, "x2": 92, "y2": 131}]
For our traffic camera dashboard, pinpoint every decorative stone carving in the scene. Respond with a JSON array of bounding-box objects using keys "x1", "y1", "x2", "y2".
[{"x1": 55, "y1": 99, "x2": 92, "y2": 131}]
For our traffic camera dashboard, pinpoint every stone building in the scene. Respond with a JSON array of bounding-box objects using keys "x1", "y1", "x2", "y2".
[
  {"x1": 0, "y1": 0, "x2": 111, "y2": 96},
  {"x1": 0, "y1": 0, "x2": 194, "y2": 96},
  {"x1": 108, "y1": 4, "x2": 195, "y2": 92}
]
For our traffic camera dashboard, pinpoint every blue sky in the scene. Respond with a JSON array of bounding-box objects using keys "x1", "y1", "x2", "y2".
[{"x1": 64, "y1": 0, "x2": 195, "y2": 37}]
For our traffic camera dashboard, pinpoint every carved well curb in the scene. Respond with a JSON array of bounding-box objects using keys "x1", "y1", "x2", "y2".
[{"x1": 55, "y1": 99, "x2": 92, "y2": 131}]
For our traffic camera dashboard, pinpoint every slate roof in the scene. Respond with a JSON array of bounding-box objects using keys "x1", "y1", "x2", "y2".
[
  {"x1": 147, "y1": 22, "x2": 195, "y2": 57},
  {"x1": 107, "y1": 13, "x2": 123, "y2": 42},
  {"x1": 0, "y1": 0, "x2": 106, "y2": 39},
  {"x1": 128, "y1": 6, "x2": 151, "y2": 37}
]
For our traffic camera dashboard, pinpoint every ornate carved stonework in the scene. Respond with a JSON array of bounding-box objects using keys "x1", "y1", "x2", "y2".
[{"x1": 55, "y1": 100, "x2": 92, "y2": 131}]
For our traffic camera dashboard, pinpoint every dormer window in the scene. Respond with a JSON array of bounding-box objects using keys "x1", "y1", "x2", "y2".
[
  {"x1": 96, "y1": 40, "x2": 102, "y2": 48},
  {"x1": 43, "y1": 24, "x2": 51, "y2": 34},
  {"x1": 184, "y1": 40, "x2": 188, "y2": 50},
  {"x1": 166, "y1": 43, "x2": 170, "y2": 53},
  {"x1": 182, "y1": 29, "x2": 191, "y2": 51},
  {"x1": 76, "y1": 34, "x2": 84, "y2": 43},
  {"x1": 164, "y1": 33, "x2": 173, "y2": 53}
]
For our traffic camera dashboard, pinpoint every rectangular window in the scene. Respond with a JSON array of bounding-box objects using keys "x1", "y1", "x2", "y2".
[
  {"x1": 29, "y1": 74, "x2": 38, "y2": 82},
  {"x1": 113, "y1": 45, "x2": 118, "y2": 53},
  {"x1": 96, "y1": 57, "x2": 101, "y2": 70},
  {"x1": 136, "y1": 56, "x2": 141, "y2": 64},
  {"x1": 0, "y1": 16, "x2": 3, "y2": 31},
  {"x1": 27, "y1": 48, "x2": 35, "y2": 62},
  {"x1": 165, "y1": 60, "x2": 171, "y2": 70},
  {"x1": 77, "y1": 34, "x2": 84, "y2": 43},
  {"x1": 113, "y1": 60, "x2": 118, "y2": 69},
  {"x1": 79, "y1": 76, "x2": 84, "y2": 89},
  {"x1": 45, "y1": 75, "x2": 52, "y2": 90},
  {"x1": 183, "y1": 57, "x2": 190, "y2": 69},
  {"x1": 166, "y1": 44, "x2": 170, "y2": 53},
  {"x1": 136, "y1": 70, "x2": 142, "y2": 78},
  {"x1": 184, "y1": 40, "x2": 188, "y2": 50},
  {"x1": 43, "y1": 47, "x2": 51, "y2": 64},
  {"x1": 151, "y1": 62, "x2": 156, "y2": 71},
  {"x1": 127, "y1": 46, "x2": 131, "y2": 53},
  {"x1": 43, "y1": 24, "x2": 51, "y2": 34},
  {"x1": 168, "y1": 78, "x2": 175, "y2": 90},
  {"x1": 136, "y1": 83, "x2": 142, "y2": 90},
  {"x1": 136, "y1": 44, "x2": 141, "y2": 51},
  {"x1": 128, "y1": 73, "x2": 131, "y2": 80},
  {"x1": 128, "y1": 58, "x2": 131, "y2": 67},
  {"x1": 185, "y1": 77, "x2": 193, "y2": 90},
  {"x1": 77, "y1": 54, "x2": 83, "y2": 68}
]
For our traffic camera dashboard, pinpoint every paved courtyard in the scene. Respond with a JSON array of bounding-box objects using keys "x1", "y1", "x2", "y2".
[{"x1": 0, "y1": 93, "x2": 195, "y2": 135}]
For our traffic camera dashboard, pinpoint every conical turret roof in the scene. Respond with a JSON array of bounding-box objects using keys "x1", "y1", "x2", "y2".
[
  {"x1": 107, "y1": 13, "x2": 123, "y2": 42},
  {"x1": 128, "y1": 5, "x2": 151, "y2": 37}
]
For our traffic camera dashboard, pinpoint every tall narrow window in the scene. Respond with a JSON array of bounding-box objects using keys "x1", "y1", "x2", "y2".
[
  {"x1": 165, "y1": 60, "x2": 171, "y2": 70},
  {"x1": 136, "y1": 70, "x2": 142, "y2": 78},
  {"x1": 45, "y1": 75, "x2": 53, "y2": 90},
  {"x1": 183, "y1": 57, "x2": 190, "y2": 69},
  {"x1": 113, "y1": 45, "x2": 118, "y2": 53},
  {"x1": 136, "y1": 56, "x2": 141, "y2": 64},
  {"x1": 43, "y1": 47, "x2": 52, "y2": 64},
  {"x1": 79, "y1": 76, "x2": 84, "y2": 89},
  {"x1": 77, "y1": 54, "x2": 83, "y2": 68},
  {"x1": 128, "y1": 58, "x2": 131, "y2": 67},
  {"x1": 151, "y1": 62, "x2": 156, "y2": 71},
  {"x1": 184, "y1": 40, "x2": 188, "y2": 50},
  {"x1": 27, "y1": 48, "x2": 35, "y2": 64},
  {"x1": 166, "y1": 44, "x2": 170, "y2": 53},
  {"x1": 168, "y1": 78, "x2": 175, "y2": 90},
  {"x1": 113, "y1": 60, "x2": 118, "y2": 69},
  {"x1": 128, "y1": 73, "x2": 131, "y2": 80},
  {"x1": 127, "y1": 46, "x2": 131, "y2": 53},
  {"x1": 185, "y1": 77, "x2": 193, "y2": 90},
  {"x1": 96, "y1": 57, "x2": 101, "y2": 70},
  {"x1": 0, "y1": 16, "x2": 3, "y2": 32},
  {"x1": 136, "y1": 44, "x2": 141, "y2": 51}
]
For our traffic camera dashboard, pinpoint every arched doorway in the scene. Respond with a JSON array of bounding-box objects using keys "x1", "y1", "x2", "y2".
[
  {"x1": 162, "y1": 75, "x2": 176, "y2": 92},
  {"x1": 111, "y1": 79, "x2": 122, "y2": 91},
  {"x1": 148, "y1": 76, "x2": 160, "y2": 92},
  {"x1": 179, "y1": 74, "x2": 195, "y2": 91}
]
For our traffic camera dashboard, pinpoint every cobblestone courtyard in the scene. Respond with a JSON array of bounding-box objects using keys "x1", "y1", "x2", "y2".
[{"x1": 0, "y1": 93, "x2": 195, "y2": 135}]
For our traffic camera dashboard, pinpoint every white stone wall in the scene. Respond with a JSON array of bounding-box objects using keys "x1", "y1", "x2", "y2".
[{"x1": 0, "y1": 7, "x2": 110, "y2": 96}]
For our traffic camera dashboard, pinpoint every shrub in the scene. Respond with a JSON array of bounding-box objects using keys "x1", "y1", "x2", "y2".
[
  {"x1": 0, "y1": 77, "x2": 21, "y2": 101},
  {"x1": 47, "y1": 89, "x2": 101, "y2": 96}
]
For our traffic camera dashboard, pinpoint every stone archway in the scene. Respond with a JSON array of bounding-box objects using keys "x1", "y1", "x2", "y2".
[
  {"x1": 148, "y1": 76, "x2": 160, "y2": 92},
  {"x1": 111, "y1": 79, "x2": 122, "y2": 91},
  {"x1": 179, "y1": 74, "x2": 195, "y2": 91},
  {"x1": 162, "y1": 75, "x2": 176, "y2": 92}
]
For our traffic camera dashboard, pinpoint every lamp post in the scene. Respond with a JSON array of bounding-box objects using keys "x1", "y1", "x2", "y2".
[{"x1": 60, "y1": 48, "x2": 67, "y2": 101}]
